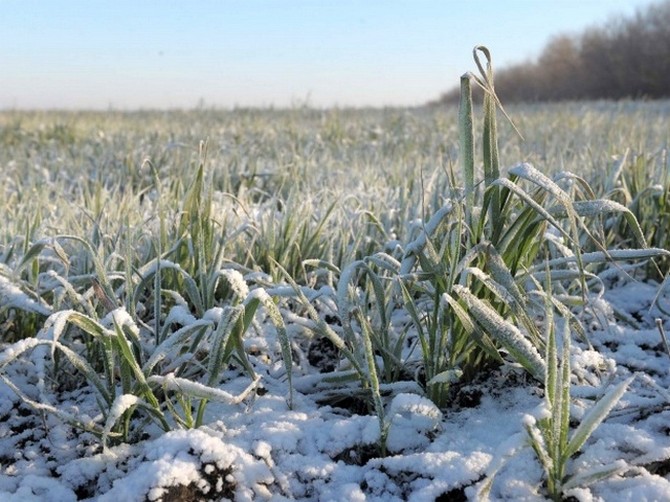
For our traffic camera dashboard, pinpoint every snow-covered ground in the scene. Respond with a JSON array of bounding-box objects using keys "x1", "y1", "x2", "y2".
[{"x1": 1, "y1": 279, "x2": 670, "y2": 501}]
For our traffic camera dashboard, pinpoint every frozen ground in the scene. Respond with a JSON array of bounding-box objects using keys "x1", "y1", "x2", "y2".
[{"x1": 1, "y1": 278, "x2": 670, "y2": 501}]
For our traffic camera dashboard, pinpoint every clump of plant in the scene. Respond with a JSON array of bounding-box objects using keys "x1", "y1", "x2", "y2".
[
  {"x1": 0, "y1": 159, "x2": 295, "y2": 447},
  {"x1": 430, "y1": 47, "x2": 651, "y2": 398},
  {"x1": 291, "y1": 46, "x2": 657, "y2": 414},
  {"x1": 480, "y1": 283, "x2": 634, "y2": 500},
  {"x1": 0, "y1": 266, "x2": 290, "y2": 448},
  {"x1": 600, "y1": 149, "x2": 670, "y2": 280},
  {"x1": 525, "y1": 331, "x2": 632, "y2": 499}
]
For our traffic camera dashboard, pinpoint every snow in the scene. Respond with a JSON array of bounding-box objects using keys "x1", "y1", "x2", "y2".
[
  {"x1": 163, "y1": 304, "x2": 197, "y2": 328},
  {"x1": 1, "y1": 474, "x2": 77, "y2": 502},
  {"x1": 385, "y1": 393, "x2": 442, "y2": 453},
  {"x1": 1, "y1": 277, "x2": 670, "y2": 500},
  {"x1": 219, "y1": 269, "x2": 251, "y2": 300},
  {"x1": 0, "y1": 275, "x2": 51, "y2": 317}
]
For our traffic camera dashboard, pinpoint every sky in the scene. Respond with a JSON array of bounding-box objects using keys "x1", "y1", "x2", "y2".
[{"x1": 0, "y1": 0, "x2": 660, "y2": 110}]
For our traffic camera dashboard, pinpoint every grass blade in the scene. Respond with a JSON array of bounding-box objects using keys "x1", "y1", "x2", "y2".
[
  {"x1": 453, "y1": 284, "x2": 546, "y2": 381},
  {"x1": 564, "y1": 375, "x2": 635, "y2": 460}
]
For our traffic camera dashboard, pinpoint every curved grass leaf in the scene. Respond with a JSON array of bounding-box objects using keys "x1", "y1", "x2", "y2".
[
  {"x1": 102, "y1": 394, "x2": 146, "y2": 449},
  {"x1": 247, "y1": 288, "x2": 293, "y2": 407},
  {"x1": 143, "y1": 319, "x2": 212, "y2": 375},
  {"x1": 564, "y1": 375, "x2": 635, "y2": 461},
  {"x1": 206, "y1": 305, "x2": 245, "y2": 385},
  {"x1": 148, "y1": 373, "x2": 261, "y2": 404},
  {"x1": 453, "y1": 284, "x2": 546, "y2": 381},
  {"x1": 562, "y1": 460, "x2": 628, "y2": 492}
]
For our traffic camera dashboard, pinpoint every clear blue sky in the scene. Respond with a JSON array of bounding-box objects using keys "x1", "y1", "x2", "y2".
[{"x1": 0, "y1": 0, "x2": 658, "y2": 109}]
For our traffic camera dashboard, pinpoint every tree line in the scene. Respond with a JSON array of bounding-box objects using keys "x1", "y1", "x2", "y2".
[{"x1": 437, "y1": 0, "x2": 670, "y2": 104}]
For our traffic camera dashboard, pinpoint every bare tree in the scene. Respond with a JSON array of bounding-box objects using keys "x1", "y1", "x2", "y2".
[{"x1": 434, "y1": 0, "x2": 670, "y2": 104}]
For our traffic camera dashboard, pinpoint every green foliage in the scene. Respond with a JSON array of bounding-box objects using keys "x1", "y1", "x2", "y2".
[
  {"x1": 0, "y1": 286, "x2": 266, "y2": 445},
  {"x1": 0, "y1": 47, "x2": 667, "y2": 465},
  {"x1": 478, "y1": 283, "x2": 634, "y2": 500},
  {"x1": 262, "y1": 48, "x2": 663, "y2": 417},
  {"x1": 525, "y1": 318, "x2": 634, "y2": 500},
  {"x1": 0, "y1": 202, "x2": 293, "y2": 444},
  {"x1": 603, "y1": 150, "x2": 670, "y2": 279},
  {"x1": 390, "y1": 47, "x2": 654, "y2": 405}
]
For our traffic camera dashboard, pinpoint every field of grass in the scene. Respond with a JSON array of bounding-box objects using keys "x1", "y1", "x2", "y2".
[{"x1": 1, "y1": 56, "x2": 670, "y2": 500}]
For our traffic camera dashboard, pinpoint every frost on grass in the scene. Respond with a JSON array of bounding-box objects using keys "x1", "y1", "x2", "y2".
[
  {"x1": 146, "y1": 373, "x2": 260, "y2": 404},
  {"x1": 0, "y1": 275, "x2": 51, "y2": 317},
  {"x1": 2, "y1": 274, "x2": 670, "y2": 500},
  {"x1": 218, "y1": 268, "x2": 250, "y2": 300},
  {"x1": 2, "y1": 106, "x2": 670, "y2": 500}
]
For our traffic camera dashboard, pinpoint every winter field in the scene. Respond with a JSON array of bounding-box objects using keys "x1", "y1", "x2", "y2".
[{"x1": 2, "y1": 66, "x2": 670, "y2": 500}]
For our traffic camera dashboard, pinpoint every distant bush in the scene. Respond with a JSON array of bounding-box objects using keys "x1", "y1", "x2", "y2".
[{"x1": 437, "y1": 0, "x2": 670, "y2": 103}]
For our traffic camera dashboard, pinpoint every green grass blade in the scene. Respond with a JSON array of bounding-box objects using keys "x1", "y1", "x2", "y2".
[
  {"x1": 453, "y1": 285, "x2": 546, "y2": 381},
  {"x1": 459, "y1": 73, "x2": 475, "y2": 229},
  {"x1": 564, "y1": 375, "x2": 635, "y2": 461},
  {"x1": 247, "y1": 288, "x2": 294, "y2": 408},
  {"x1": 353, "y1": 308, "x2": 386, "y2": 455},
  {"x1": 206, "y1": 305, "x2": 245, "y2": 385},
  {"x1": 143, "y1": 319, "x2": 212, "y2": 375},
  {"x1": 558, "y1": 321, "x2": 571, "y2": 457},
  {"x1": 562, "y1": 460, "x2": 628, "y2": 491}
]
